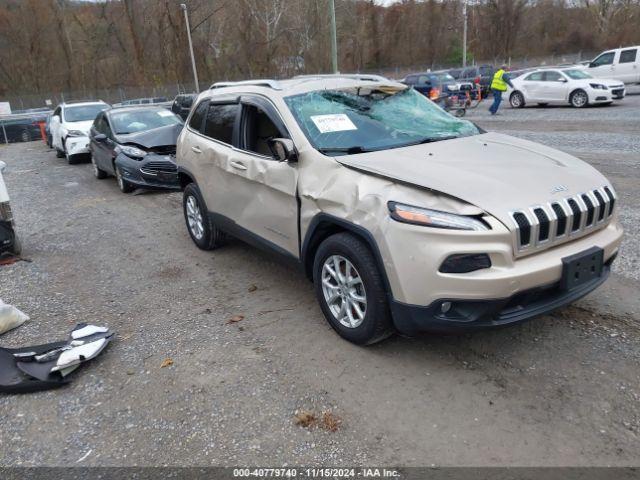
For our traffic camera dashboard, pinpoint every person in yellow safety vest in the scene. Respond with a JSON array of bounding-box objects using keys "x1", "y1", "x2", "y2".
[{"x1": 489, "y1": 65, "x2": 514, "y2": 115}]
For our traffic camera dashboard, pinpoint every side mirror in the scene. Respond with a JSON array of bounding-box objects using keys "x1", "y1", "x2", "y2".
[
  {"x1": 0, "y1": 161, "x2": 6, "y2": 173},
  {"x1": 588, "y1": 62, "x2": 596, "y2": 68},
  {"x1": 559, "y1": 78, "x2": 568, "y2": 82},
  {"x1": 94, "y1": 133, "x2": 107, "y2": 142},
  {"x1": 268, "y1": 138, "x2": 298, "y2": 162},
  {"x1": 52, "y1": 115, "x2": 60, "y2": 122}
]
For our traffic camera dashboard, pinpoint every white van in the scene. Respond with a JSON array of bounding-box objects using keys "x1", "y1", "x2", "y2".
[{"x1": 582, "y1": 46, "x2": 640, "y2": 84}]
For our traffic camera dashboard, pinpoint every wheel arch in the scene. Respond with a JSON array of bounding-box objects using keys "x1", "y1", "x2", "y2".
[
  {"x1": 177, "y1": 167, "x2": 196, "y2": 191},
  {"x1": 301, "y1": 213, "x2": 392, "y2": 297}
]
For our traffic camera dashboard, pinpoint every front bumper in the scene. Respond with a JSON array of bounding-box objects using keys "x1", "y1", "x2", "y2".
[
  {"x1": 65, "y1": 136, "x2": 90, "y2": 156},
  {"x1": 378, "y1": 215, "x2": 623, "y2": 333},
  {"x1": 391, "y1": 257, "x2": 614, "y2": 334},
  {"x1": 115, "y1": 153, "x2": 180, "y2": 191},
  {"x1": 588, "y1": 89, "x2": 613, "y2": 103}
]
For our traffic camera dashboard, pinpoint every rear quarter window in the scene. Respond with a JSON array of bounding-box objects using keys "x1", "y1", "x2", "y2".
[{"x1": 188, "y1": 101, "x2": 208, "y2": 131}]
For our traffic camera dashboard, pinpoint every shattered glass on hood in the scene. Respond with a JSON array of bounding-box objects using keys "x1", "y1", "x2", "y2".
[{"x1": 285, "y1": 87, "x2": 479, "y2": 155}]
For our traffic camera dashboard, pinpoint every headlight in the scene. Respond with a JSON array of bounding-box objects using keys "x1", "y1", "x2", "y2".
[
  {"x1": 116, "y1": 145, "x2": 147, "y2": 159},
  {"x1": 388, "y1": 202, "x2": 489, "y2": 231},
  {"x1": 589, "y1": 83, "x2": 607, "y2": 90},
  {"x1": 67, "y1": 130, "x2": 86, "y2": 137}
]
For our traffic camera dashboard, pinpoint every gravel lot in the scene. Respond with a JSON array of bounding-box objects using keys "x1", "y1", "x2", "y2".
[{"x1": 1, "y1": 94, "x2": 639, "y2": 468}]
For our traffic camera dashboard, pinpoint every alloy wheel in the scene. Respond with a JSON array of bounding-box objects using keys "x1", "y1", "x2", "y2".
[
  {"x1": 511, "y1": 93, "x2": 523, "y2": 108},
  {"x1": 186, "y1": 195, "x2": 204, "y2": 240},
  {"x1": 321, "y1": 255, "x2": 367, "y2": 329},
  {"x1": 572, "y1": 91, "x2": 587, "y2": 107}
]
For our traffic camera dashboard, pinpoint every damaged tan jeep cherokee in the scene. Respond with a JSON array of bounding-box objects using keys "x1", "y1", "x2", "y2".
[{"x1": 176, "y1": 75, "x2": 623, "y2": 345}]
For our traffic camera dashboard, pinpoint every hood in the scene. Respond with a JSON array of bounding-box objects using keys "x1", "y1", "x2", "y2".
[
  {"x1": 599, "y1": 78, "x2": 625, "y2": 88},
  {"x1": 335, "y1": 132, "x2": 610, "y2": 228},
  {"x1": 64, "y1": 120, "x2": 94, "y2": 134},
  {"x1": 116, "y1": 124, "x2": 182, "y2": 149}
]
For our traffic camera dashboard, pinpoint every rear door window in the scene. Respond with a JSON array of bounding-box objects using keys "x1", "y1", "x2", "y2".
[
  {"x1": 619, "y1": 49, "x2": 637, "y2": 64},
  {"x1": 524, "y1": 72, "x2": 544, "y2": 81},
  {"x1": 203, "y1": 103, "x2": 238, "y2": 145},
  {"x1": 544, "y1": 71, "x2": 563, "y2": 81}
]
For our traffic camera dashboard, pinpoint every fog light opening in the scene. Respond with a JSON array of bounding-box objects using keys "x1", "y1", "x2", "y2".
[{"x1": 440, "y1": 301, "x2": 452, "y2": 314}]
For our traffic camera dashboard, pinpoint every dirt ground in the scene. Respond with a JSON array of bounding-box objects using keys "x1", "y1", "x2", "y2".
[{"x1": 0, "y1": 95, "x2": 639, "y2": 467}]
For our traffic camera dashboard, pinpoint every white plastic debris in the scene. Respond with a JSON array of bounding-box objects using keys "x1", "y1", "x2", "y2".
[{"x1": 0, "y1": 299, "x2": 29, "y2": 335}]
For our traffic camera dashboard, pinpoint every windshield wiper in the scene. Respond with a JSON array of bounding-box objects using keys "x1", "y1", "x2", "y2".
[
  {"x1": 318, "y1": 146, "x2": 367, "y2": 155},
  {"x1": 411, "y1": 135, "x2": 459, "y2": 145}
]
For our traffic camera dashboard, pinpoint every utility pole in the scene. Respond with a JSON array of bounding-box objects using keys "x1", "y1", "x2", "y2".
[
  {"x1": 329, "y1": 0, "x2": 338, "y2": 73},
  {"x1": 180, "y1": 3, "x2": 200, "y2": 92},
  {"x1": 462, "y1": 0, "x2": 468, "y2": 67}
]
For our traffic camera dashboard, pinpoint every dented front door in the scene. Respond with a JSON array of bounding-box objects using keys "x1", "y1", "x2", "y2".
[{"x1": 221, "y1": 149, "x2": 299, "y2": 256}]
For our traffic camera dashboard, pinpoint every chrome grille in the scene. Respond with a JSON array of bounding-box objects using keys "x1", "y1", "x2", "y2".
[{"x1": 510, "y1": 186, "x2": 616, "y2": 255}]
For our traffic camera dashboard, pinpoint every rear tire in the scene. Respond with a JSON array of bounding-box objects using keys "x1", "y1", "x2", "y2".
[
  {"x1": 313, "y1": 232, "x2": 393, "y2": 345},
  {"x1": 183, "y1": 183, "x2": 226, "y2": 250},
  {"x1": 509, "y1": 91, "x2": 525, "y2": 108},
  {"x1": 91, "y1": 153, "x2": 107, "y2": 179},
  {"x1": 570, "y1": 89, "x2": 588, "y2": 108},
  {"x1": 20, "y1": 130, "x2": 31, "y2": 142}
]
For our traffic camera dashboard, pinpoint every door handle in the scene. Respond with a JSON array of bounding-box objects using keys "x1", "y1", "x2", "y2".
[
  {"x1": 230, "y1": 161, "x2": 247, "y2": 171},
  {"x1": 191, "y1": 146, "x2": 202, "y2": 154}
]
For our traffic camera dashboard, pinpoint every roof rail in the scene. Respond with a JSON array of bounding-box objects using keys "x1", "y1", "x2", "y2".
[
  {"x1": 209, "y1": 79, "x2": 282, "y2": 90},
  {"x1": 293, "y1": 74, "x2": 390, "y2": 82}
]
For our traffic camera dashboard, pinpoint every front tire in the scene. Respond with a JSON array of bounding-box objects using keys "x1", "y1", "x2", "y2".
[
  {"x1": 182, "y1": 183, "x2": 226, "y2": 250},
  {"x1": 509, "y1": 91, "x2": 525, "y2": 108},
  {"x1": 313, "y1": 233, "x2": 393, "y2": 345},
  {"x1": 570, "y1": 89, "x2": 588, "y2": 108},
  {"x1": 115, "y1": 166, "x2": 134, "y2": 193}
]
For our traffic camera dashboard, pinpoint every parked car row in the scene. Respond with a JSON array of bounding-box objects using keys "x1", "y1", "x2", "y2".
[
  {"x1": 46, "y1": 101, "x2": 184, "y2": 192},
  {"x1": 38, "y1": 74, "x2": 622, "y2": 345},
  {"x1": 403, "y1": 44, "x2": 637, "y2": 110}
]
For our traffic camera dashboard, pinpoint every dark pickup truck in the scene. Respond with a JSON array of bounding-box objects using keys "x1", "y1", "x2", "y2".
[
  {"x1": 0, "y1": 110, "x2": 50, "y2": 143},
  {"x1": 402, "y1": 72, "x2": 459, "y2": 99},
  {"x1": 449, "y1": 65, "x2": 495, "y2": 96}
]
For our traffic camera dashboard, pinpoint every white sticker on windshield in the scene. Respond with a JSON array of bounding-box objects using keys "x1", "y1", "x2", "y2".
[
  {"x1": 310, "y1": 114, "x2": 357, "y2": 133},
  {"x1": 157, "y1": 110, "x2": 174, "y2": 117}
]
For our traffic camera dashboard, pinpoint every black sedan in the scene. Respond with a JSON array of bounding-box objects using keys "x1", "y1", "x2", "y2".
[{"x1": 88, "y1": 106, "x2": 183, "y2": 193}]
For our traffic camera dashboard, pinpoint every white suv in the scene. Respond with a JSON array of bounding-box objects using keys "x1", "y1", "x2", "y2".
[
  {"x1": 176, "y1": 75, "x2": 623, "y2": 344},
  {"x1": 50, "y1": 101, "x2": 109, "y2": 164}
]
